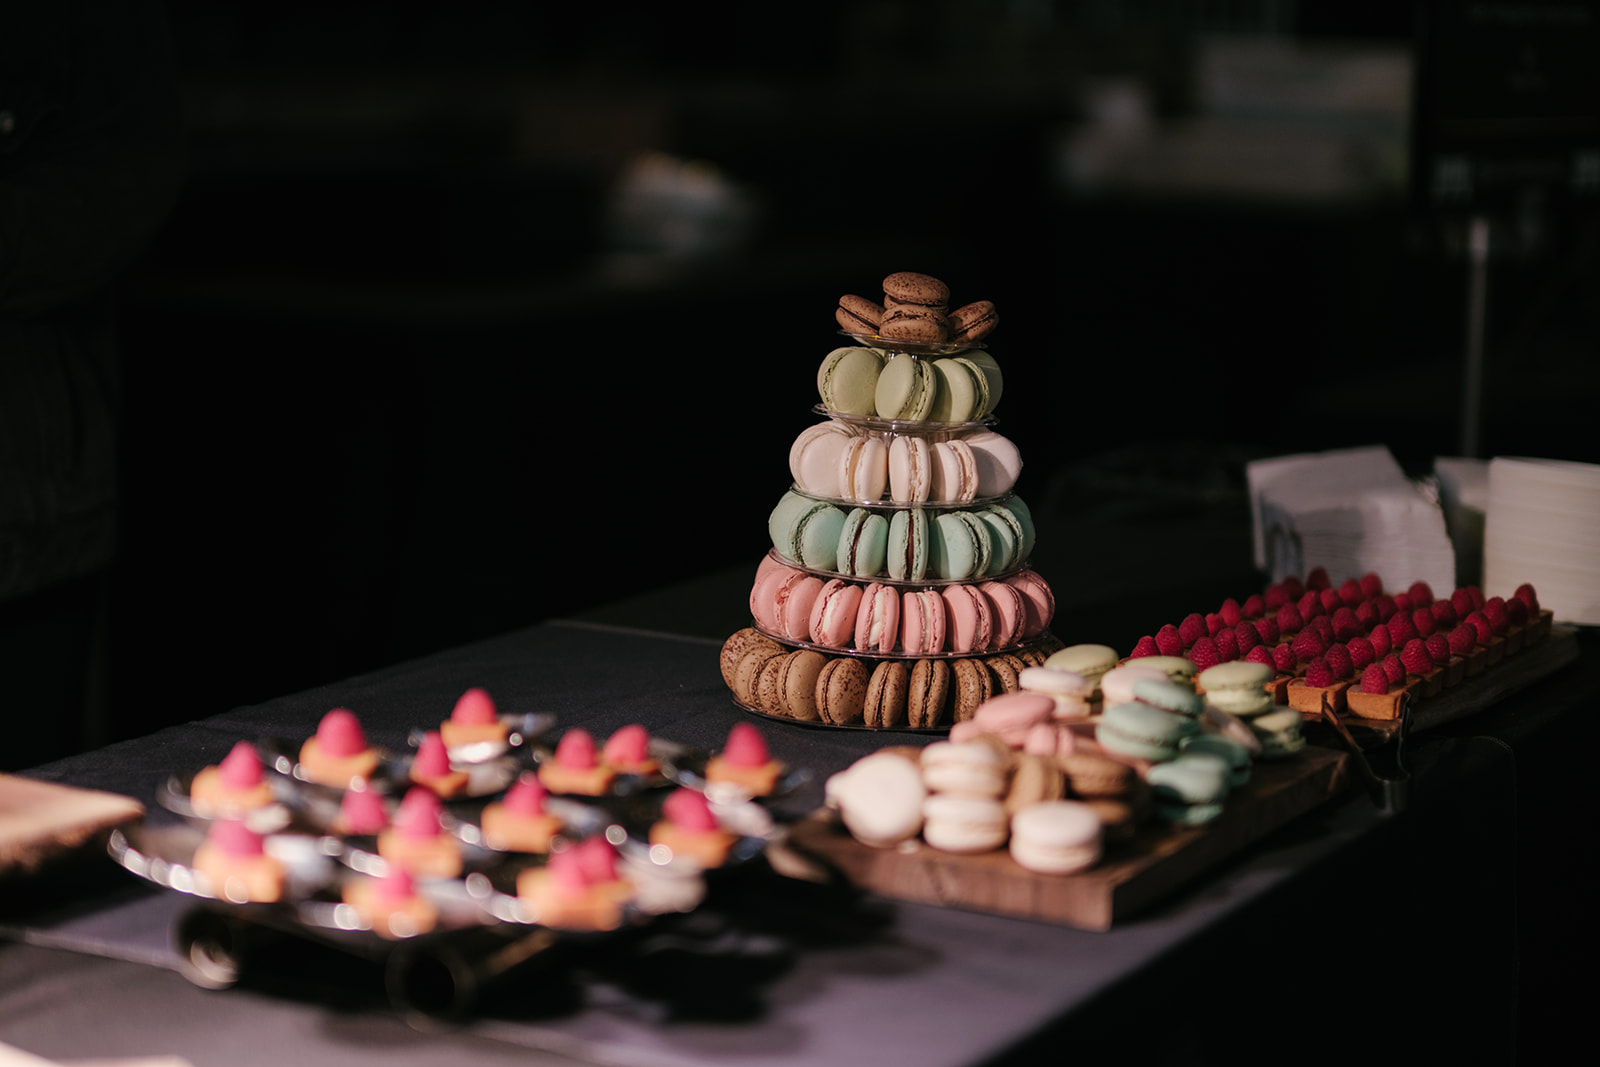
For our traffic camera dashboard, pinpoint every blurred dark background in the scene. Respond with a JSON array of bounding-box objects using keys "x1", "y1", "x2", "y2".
[{"x1": 6, "y1": 0, "x2": 1599, "y2": 767}]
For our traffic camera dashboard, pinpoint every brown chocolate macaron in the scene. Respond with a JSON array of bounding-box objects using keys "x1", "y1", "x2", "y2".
[
  {"x1": 756, "y1": 650, "x2": 795, "y2": 715},
  {"x1": 948, "y1": 300, "x2": 999, "y2": 345},
  {"x1": 836, "y1": 294, "x2": 884, "y2": 335},
  {"x1": 732, "y1": 642, "x2": 788, "y2": 708},
  {"x1": 816, "y1": 656, "x2": 870, "y2": 726},
  {"x1": 880, "y1": 304, "x2": 949, "y2": 344},
  {"x1": 985, "y1": 653, "x2": 1027, "y2": 694},
  {"x1": 721, "y1": 628, "x2": 783, "y2": 691},
  {"x1": 778, "y1": 649, "x2": 828, "y2": 721},
  {"x1": 865, "y1": 659, "x2": 910, "y2": 728},
  {"x1": 882, "y1": 271, "x2": 950, "y2": 311},
  {"x1": 950, "y1": 658, "x2": 994, "y2": 722},
  {"x1": 908, "y1": 658, "x2": 951, "y2": 729}
]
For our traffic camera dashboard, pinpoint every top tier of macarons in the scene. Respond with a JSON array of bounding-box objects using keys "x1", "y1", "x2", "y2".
[{"x1": 822, "y1": 272, "x2": 1003, "y2": 426}]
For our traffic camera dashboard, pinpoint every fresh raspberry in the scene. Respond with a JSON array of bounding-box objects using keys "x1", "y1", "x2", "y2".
[
  {"x1": 1324, "y1": 643, "x2": 1354, "y2": 680},
  {"x1": 1130, "y1": 634, "x2": 1160, "y2": 658},
  {"x1": 1178, "y1": 613, "x2": 1207, "y2": 648},
  {"x1": 1466, "y1": 610, "x2": 1494, "y2": 644},
  {"x1": 1338, "y1": 578, "x2": 1364, "y2": 607},
  {"x1": 1448, "y1": 625, "x2": 1476, "y2": 656},
  {"x1": 1411, "y1": 608, "x2": 1437, "y2": 638},
  {"x1": 1347, "y1": 636, "x2": 1376, "y2": 672},
  {"x1": 1291, "y1": 628, "x2": 1325, "y2": 663},
  {"x1": 1234, "y1": 621, "x2": 1261, "y2": 655},
  {"x1": 1451, "y1": 587, "x2": 1476, "y2": 618},
  {"x1": 1407, "y1": 580, "x2": 1435, "y2": 608},
  {"x1": 1304, "y1": 656, "x2": 1334, "y2": 687},
  {"x1": 1156, "y1": 624, "x2": 1185, "y2": 657},
  {"x1": 1505, "y1": 596, "x2": 1528, "y2": 626},
  {"x1": 1255, "y1": 616, "x2": 1281, "y2": 645},
  {"x1": 1401, "y1": 638, "x2": 1433, "y2": 675},
  {"x1": 1360, "y1": 664, "x2": 1389, "y2": 695},
  {"x1": 1306, "y1": 566, "x2": 1331, "y2": 591},
  {"x1": 1214, "y1": 628, "x2": 1239, "y2": 662},
  {"x1": 1331, "y1": 607, "x2": 1362, "y2": 642},
  {"x1": 1484, "y1": 596, "x2": 1511, "y2": 635},
  {"x1": 1387, "y1": 612, "x2": 1418, "y2": 645},
  {"x1": 1298, "y1": 590, "x2": 1324, "y2": 621},
  {"x1": 1359, "y1": 572, "x2": 1384, "y2": 599},
  {"x1": 1272, "y1": 643, "x2": 1298, "y2": 673},
  {"x1": 1425, "y1": 631, "x2": 1451, "y2": 667},
  {"x1": 1381, "y1": 653, "x2": 1407, "y2": 686},
  {"x1": 1515, "y1": 582, "x2": 1540, "y2": 616},
  {"x1": 1313, "y1": 616, "x2": 1338, "y2": 648},
  {"x1": 1188, "y1": 636, "x2": 1220, "y2": 670},
  {"x1": 1281, "y1": 576, "x2": 1305, "y2": 601},
  {"x1": 1219, "y1": 598, "x2": 1242, "y2": 627},
  {"x1": 1246, "y1": 644, "x2": 1275, "y2": 667},
  {"x1": 1264, "y1": 583, "x2": 1290, "y2": 611},
  {"x1": 1393, "y1": 591, "x2": 1413, "y2": 614},
  {"x1": 1369, "y1": 623, "x2": 1393, "y2": 658},
  {"x1": 1242, "y1": 593, "x2": 1265, "y2": 619},
  {"x1": 1465, "y1": 585, "x2": 1485, "y2": 611},
  {"x1": 1374, "y1": 595, "x2": 1398, "y2": 623},
  {"x1": 1276, "y1": 602, "x2": 1303, "y2": 635},
  {"x1": 1355, "y1": 600, "x2": 1380, "y2": 631},
  {"x1": 1319, "y1": 587, "x2": 1343, "y2": 614},
  {"x1": 1430, "y1": 599, "x2": 1458, "y2": 630},
  {"x1": 1206, "y1": 612, "x2": 1225, "y2": 638}
]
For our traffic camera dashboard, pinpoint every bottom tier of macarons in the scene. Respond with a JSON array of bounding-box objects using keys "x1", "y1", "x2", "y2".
[{"x1": 721, "y1": 627, "x2": 1064, "y2": 730}]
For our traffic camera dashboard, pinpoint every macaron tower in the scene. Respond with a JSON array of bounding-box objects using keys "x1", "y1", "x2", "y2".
[{"x1": 723, "y1": 272, "x2": 1064, "y2": 729}]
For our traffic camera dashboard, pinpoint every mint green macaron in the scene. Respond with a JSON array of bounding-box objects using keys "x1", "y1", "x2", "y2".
[
  {"x1": 837, "y1": 507, "x2": 888, "y2": 578},
  {"x1": 930, "y1": 511, "x2": 992, "y2": 581},
  {"x1": 1147, "y1": 755, "x2": 1230, "y2": 825},
  {"x1": 1096, "y1": 702, "x2": 1198, "y2": 762},
  {"x1": 768, "y1": 491, "x2": 845, "y2": 571},
  {"x1": 887, "y1": 508, "x2": 929, "y2": 582}
]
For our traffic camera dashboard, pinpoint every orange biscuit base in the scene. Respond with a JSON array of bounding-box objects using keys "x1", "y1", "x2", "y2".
[
  {"x1": 439, "y1": 719, "x2": 510, "y2": 750},
  {"x1": 648, "y1": 822, "x2": 737, "y2": 868},
  {"x1": 342, "y1": 879, "x2": 439, "y2": 939},
  {"x1": 1345, "y1": 685, "x2": 1410, "y2": 721},
  {"x1": 409, "y1": 767, "x2": 471, "y2": 799},
  {"x1": 480, "y1": 805, "x2": 562, "y2": 853},
  {"x1": 193, "y1": 845, "x2": 285, "y2": 903},
  {"x1": 607, "y1": 757, "x2": 661, "y2": 778},
  {"x1": 516, "y1": 868, "x2": 634, "y2": 931},
  {"x1": 537, "y1": 762, "x2": 615, "y2": 796},
  {"x1": 298, "y1": 737, "x2": 380, "y2": 788},
  {"x1": 704, "y1": 755, "x2": 783, "y2": 796},
  {"x1": 1285, "y1": 677, "x2": 1352, "y2": 716},
  {"x1": 188, "y1": 766, "x2": 274, "y2": 817},
  {"x1": 376, "y1": 830, "x2": 462, "y2": 878}
]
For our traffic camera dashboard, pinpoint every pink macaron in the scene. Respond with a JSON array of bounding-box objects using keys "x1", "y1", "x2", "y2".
[
  {"x1": 981, "y1": 580, "x2": 1025, "y2": 649},
  {"x1": 1006, "y1": 571, "x2": 1056, "y2": 636},
  {"x1": 854, "y1": 582, "x2": 901, "y2": 653},
  {"x1": 901, "y1": 589, "x2": 947, "y2": 654},
  {"x1": 942, "y1": 583, "x2": 993, "y2": 653},
  {"x1": 776, "y1": 571, "x2": 823, "y2": 642},
  {"x1": 809, "y1": 578, "x2": 863, "y2": 648},
  {"x1": 968, "y1": 691, "x2": 1056, "y2": 747}
]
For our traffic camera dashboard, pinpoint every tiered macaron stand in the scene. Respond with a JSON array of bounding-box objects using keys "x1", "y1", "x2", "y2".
[{"x1": 731, "y1": 332, "x2": 1063, "y2": 731}]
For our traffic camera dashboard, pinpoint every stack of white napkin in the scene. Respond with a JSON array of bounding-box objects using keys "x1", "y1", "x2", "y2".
[
  {"x1": 1485, "y1": 456, "x2": 1600, "y2": 625},
  {"x1": 1247, "y1": 445, "x2": 1456, "y2": 593}
]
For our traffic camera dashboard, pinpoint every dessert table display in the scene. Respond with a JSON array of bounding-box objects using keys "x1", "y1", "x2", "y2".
[{"x1": 4, "y1": 614, "x2": 1591, "y2": 1066}]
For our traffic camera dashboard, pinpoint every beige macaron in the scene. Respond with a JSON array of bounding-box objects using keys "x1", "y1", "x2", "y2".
[
  {"x1": 921, "y1": 794, "x2": 1009, "y2": 854},
  {"x1": 1009, "y1": 800, "x2": 1103, "y2": 874},
  {"x1": 919, "y1": 740, "x2": 1009, "y2": 798}
]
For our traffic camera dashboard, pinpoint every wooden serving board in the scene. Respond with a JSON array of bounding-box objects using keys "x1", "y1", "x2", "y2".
[
  {"x1": 0, "y1": 774, "x2": 144, "y2": 881},
  {"x1": 1305, "y1": 624, "x2": 1581, "y2": 747},
  {"x1": 784, "y1": 745, "x2": 1349, "y2": 931}
]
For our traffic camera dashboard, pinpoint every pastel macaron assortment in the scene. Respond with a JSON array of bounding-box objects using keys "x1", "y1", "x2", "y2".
[
  {"x1": 722, "y1": 626, "x2": 1066, "y2": 729},
  {"x1": 768, "y1": 492, "x2": 1036, "y2": 582},
  {"x1": 726, "y1": 270, "x2": 1063, "y2": 732},
  {"x1": 789, "y1": 422, "x2": 1023, "y2": 505},
  {"x1": 749, "y1": 559, "x2": 1056, "y2": 656}
]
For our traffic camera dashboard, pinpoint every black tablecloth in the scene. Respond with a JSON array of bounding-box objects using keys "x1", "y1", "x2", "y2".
[{"x1": 4, "y1": 618, "x2": 1591, "y2": 1066}]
